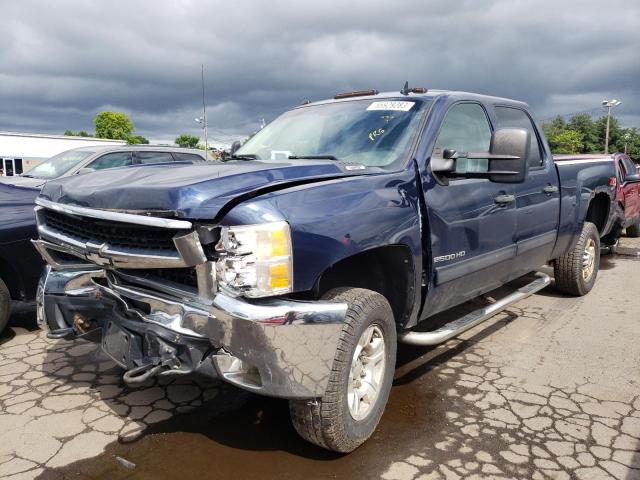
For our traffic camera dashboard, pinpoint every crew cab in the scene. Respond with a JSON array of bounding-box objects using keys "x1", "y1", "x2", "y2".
[
  {"x1": 34, "y1": 88, "x2": 620, "y2": 452},
  {"x1": 0, "y1": 146, "x2": 206, "y2": 333}
]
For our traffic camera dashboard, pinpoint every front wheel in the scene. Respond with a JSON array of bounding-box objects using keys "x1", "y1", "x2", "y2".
[
  {"x1": 289, "y1": 288, "x2": 397, "y2": 452},
  {"x1": 554, "y1": 221, "x2": 600, "y2": 296},
  {"x1": 0, "y1": 278, "x2": 10, "y2": 334}
]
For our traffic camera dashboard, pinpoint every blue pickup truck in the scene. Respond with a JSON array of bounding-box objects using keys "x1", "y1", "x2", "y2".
[{"x1": 34, "y1": 88, "x2": 620, "y2": 452}]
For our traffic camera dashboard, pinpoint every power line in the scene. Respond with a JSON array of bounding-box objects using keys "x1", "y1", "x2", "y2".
[{"x1": 540, "y1": 106, "x2": 609, "y2": 123}]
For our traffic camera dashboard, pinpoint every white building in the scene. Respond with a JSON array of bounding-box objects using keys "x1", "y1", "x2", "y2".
[{"x1": 0, "y1": 131, "x2": 126, "y2": 176}]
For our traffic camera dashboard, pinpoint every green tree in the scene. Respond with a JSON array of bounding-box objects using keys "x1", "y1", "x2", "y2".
[
  {"x1": 94, "y1": 111, "x2": 134, "y2": 141},
  {"x1": 128, "y1": 135, "x2": 149, "y2": 144},
  {"x1": 64, "y1": 129, "x2": 91, "y2": 137},
  {"x1": 594, "y1": 115, "x2": 624, "y2": 154},
  {"x1": 549, "y1": 130, "x2": 583, "y2": 154},
  {"x1": 175, "y1": 134, "x2": 200, "y2": 148},
  {"x1": 542, "y1": 115, "x2": 567, "y2": 141},
  {"x1": 566, "y1": 114, "x2": 599, "y2": 153}
]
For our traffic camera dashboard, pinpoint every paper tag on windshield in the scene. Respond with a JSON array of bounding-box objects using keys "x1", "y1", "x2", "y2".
[{"x1": 366, "y1": 101, "x2": 415, "y2": 111}]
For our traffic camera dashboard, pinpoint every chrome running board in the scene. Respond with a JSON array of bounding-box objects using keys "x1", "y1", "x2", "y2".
[{"x1": 399, "y1": 272, "x2": 551, "y2": 346}]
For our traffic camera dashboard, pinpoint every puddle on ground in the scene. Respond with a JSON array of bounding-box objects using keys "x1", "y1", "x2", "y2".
[{"x1": 38, "y1": 366, "x2": 446, "y2": 480}]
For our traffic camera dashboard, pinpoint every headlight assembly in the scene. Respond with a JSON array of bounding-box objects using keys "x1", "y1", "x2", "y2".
[{"x1": 214, "y1": 221, "x2": 293, "y2": 298}]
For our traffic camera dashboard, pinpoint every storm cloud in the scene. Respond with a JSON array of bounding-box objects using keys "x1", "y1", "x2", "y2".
[{"x1": 1, "y1": 0, "x2": 639, "y2": 145}]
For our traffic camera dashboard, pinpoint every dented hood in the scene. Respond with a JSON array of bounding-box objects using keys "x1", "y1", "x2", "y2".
[{"x1": 38, "y1": 160, "x2": 360, "y2": 220}]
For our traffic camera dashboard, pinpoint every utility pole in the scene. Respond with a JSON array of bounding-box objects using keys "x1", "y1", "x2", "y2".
[
  {"x1": 602, "y1": 99, "x2": 621, "y2": 154},
  {"x1": 201, "y1": 64, "x2": 208, "y2": 156},
  {"x1": 624, "y1": 133, "x2": 630, "y2": 154}
]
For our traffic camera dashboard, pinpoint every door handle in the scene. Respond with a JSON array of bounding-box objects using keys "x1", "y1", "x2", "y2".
[
  {"x1": 494, "y1": 194, "x2": 515, "y2": 204},
  {"x1": 543, "y1": 185, "x2": 558, "y2": 194}
]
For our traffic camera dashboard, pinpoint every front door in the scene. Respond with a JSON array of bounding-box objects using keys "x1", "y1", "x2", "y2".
[{"x1": 422, "y1": 102, "x2": 518, "y2": 316}]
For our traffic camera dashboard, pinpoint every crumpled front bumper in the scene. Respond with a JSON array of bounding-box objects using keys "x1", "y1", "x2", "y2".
[
  {"x1": 98, "y1": 272, "x2": 348, "y2": 398},
  {"x1": 36, "y1": 266, "x2": 111, "y2": 340},
  {"x1": 39, "y1": 266, "x2": 348, "y2": 399}
]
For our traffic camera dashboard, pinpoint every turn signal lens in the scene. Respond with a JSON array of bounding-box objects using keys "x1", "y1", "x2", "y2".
[{"x1": 216, "y1": 222, "x2": 293, "y2": 298}]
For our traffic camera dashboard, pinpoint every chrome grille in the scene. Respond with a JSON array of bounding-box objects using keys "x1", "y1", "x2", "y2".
[{"x1": 43, "y1": 209, "x2": 178, "y2": 251}]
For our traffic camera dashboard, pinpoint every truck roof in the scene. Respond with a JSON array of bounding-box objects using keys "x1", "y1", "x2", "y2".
[{"x1": 303, "y1": 89, "x2": 530, "y2": 110}]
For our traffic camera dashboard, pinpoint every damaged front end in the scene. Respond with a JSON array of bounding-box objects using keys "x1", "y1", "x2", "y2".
[{"x1": 33, "y1": 198, "x2": 348, "y2": 398}]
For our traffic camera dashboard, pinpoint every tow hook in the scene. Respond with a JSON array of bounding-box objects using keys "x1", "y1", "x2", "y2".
[
  {"x1": 46, "y1": 328, "x2": 75, "y2": 340},
  {"x1": 122, "y1": 358, "x2": 179, "y2": 385}
]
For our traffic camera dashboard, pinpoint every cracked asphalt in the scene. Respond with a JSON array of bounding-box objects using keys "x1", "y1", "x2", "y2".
[{"x1": 0, "y1": 238, "x2": 639, "y2": 480}]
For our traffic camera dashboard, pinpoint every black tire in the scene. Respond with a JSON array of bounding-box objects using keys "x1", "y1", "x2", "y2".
[
  {"x1": 554, "y1": 221, "x2": 600, "y2": 296},
  {"x1": 289, "y1": 287, "x2": 397, "y2": 452},
  {"x1": 0, "y1": 278, "x2": 10, "y2": 334},
  {"x1": 626, "y1": 219, "x2": 640, "y2": 238}
]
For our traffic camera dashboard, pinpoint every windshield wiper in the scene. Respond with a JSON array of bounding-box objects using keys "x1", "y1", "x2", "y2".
[
  {"x1": 228, "y1": 154, "x2": 258, "y2": 161},
  {"x1": 288, "y1": 155, "x2": 338, "y2": 160}
]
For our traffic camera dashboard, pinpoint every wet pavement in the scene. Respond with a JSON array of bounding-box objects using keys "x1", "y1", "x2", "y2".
[{"x1": 0, "y1": 238, "x2": 639, "y2": 480}]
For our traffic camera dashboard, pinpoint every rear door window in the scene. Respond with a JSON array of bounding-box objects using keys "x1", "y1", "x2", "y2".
[
  {"x1": 89, "y1": 152, "x2": 133, "y2": 170},
  {"x1": 622, "y1": 158, "x2": 637, "y2": 180},
  {"x1": 173, "y1": 152, "x2": 204, "y2": 162},
  {"x1": 135, "y1": 151, "x2": 175, "y2": 164},
  {"x1": 494, "y1": 106, "x2": 544, "y2": 168}
]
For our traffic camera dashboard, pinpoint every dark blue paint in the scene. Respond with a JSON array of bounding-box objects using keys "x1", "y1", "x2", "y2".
[
  {"x1": 36, "y1": 90, "x2": 619, "y2": 329},
  {"x1": 0, "y1": 182, "x2": 42, "y2": 299}
]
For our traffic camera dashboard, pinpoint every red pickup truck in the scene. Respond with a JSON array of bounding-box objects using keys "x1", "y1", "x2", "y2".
[{"x1": 555, "y1": 154, "x2": 640, "y2": 237}]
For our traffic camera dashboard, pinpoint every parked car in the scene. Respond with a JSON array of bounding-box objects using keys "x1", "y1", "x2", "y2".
[
  {"x1": 0, "y1": 146, "x2": 206, "y2": 333},
  {"x1": 34, "y1": 88, "x2": 620, "y2": 452},
  {"x1": 555, "y1": 154, "x2": 640, "y2": 238}
]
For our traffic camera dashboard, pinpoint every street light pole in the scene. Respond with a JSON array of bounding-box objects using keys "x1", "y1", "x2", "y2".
[
  {"x1": 201, "y1": 64, "x2": 208, "y2": 157},
  {"x1": 602, "y1": 99, "x2": 621, "y2": 155}
]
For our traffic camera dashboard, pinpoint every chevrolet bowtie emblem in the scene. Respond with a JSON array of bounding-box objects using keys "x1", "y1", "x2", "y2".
[{"x1": 85, "y1": 243, "x2": 112, "y2": 267}]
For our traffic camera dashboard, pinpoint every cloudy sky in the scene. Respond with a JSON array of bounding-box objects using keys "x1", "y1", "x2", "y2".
[{"x1": 1, "y1": 0, "x2": 639, "y2": 145}]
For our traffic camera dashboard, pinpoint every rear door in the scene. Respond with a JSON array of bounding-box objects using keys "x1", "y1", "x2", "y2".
[
  {"x1": 423, "y1": 102, "x2": 517, "y2": 311},
  {"x1": 494, "y1": 106, "x2": 560, "y2": 268}
]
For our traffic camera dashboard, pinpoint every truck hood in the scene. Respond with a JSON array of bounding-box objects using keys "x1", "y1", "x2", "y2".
[{"x1": 38, "y1": 160, "x2": 366, "y2": 220}]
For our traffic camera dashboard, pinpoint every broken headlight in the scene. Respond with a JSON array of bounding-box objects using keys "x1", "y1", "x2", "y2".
[{"x1": 214, "y1": 221, "x2": 293, "y2": 298}]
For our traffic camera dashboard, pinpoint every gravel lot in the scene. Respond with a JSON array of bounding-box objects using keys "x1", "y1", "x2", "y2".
[{"x1": 0, "y1": 238, "x2": 639, "y2": 480}]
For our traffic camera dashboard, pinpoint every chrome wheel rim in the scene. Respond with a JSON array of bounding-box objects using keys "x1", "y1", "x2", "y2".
[
  {"x1": 348, "y1": 324, "x2": 386, "y2": 421},
  {"x1": 582, "y1": 238, "x2": 597, "y2": 281}
]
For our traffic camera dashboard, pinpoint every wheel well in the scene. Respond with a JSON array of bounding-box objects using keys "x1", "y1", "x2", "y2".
[
  {"x1": 316, "y1": 245, "x2": 415, "y2": 329},
  {"x1": 0, "y1": 256, "x2": 24, "y2": 300},
  {"x1": 585, "y1": 193, "x2": 610, "y2": 234}
]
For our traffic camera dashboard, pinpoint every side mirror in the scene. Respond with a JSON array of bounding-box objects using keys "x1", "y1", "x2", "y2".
[
  {"x1": 76, "y1": 167, "x2": 95, "y2": 175},
  {"x1": 430, "y1": 128, "x2": 530, "y2": 184},
  {"x1": 624, "y1": 173, "x2": 640, "y2": 183},
  {"x1": 488, "y1": 128, "x2": 530, "y2": 184},
  {"x1": 230, "y1": 140, "x2": 242, "y2": 156}
]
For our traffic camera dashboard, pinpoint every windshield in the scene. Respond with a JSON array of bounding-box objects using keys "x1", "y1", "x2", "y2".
[
  {"x1": 236, "y1": 98, "x2": 429, "y2": 167},
  {"x1": 25, "y1": 150, "x2": 94, "y2": 179}
]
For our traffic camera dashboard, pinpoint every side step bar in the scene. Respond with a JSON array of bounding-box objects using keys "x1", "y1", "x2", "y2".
[{"x1": 399, "y1": 272, "x2": 551, "y2": 346}]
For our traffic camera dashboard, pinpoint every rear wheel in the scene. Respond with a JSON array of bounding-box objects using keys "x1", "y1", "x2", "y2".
[
  {"x1": 289, "y1": 287, "x2": 396, "y2": 452},
  {"x1": 626, "y1": 219, "x2": 640, "y2": 238},
  {"x1": 0, "y1": 278, "x2": 10, "y2": 334},
  {"x1": 554, "y1": 221, "x2": 600, "y2": 296}
]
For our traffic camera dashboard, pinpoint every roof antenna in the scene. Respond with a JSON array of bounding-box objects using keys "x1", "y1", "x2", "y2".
[{"x1": 400, "y1": 81, "x2": 410, "y2": 96}]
